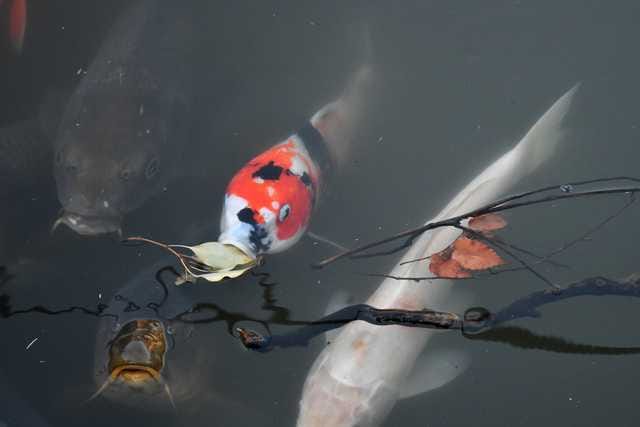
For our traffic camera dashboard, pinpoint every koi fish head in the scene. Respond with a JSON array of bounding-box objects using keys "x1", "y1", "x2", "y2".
[
  {"x1": 90, "y1": 319, "x2": 176, "y2": 408},
  {"x1": 219, "y1": 137, "x2": 320, "y2": 257}
]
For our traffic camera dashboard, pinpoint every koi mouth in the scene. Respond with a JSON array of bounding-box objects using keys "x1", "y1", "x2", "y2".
[
  {"x1": 88, "y1": 320, "x2": 174, "y2": 407},
  {"x1": 51, "y1": 211, "x2": 122, "y2": 236},
  {"x1": 89, "y1": 365, "x2": 175, "y2": 408},
  {"x1": 112, "y1": 365, "x2": 161, "y2": 385}
]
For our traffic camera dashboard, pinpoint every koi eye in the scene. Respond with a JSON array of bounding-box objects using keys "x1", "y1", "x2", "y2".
[{"x1": 278, "y1": 204, "x2": 291, "y2": 222}]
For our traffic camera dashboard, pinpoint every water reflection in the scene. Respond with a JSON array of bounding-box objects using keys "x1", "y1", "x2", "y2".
[
  {"x1": 3, "y1": 258, "x2": 640, "y2": 425},
  {"x1": 2, "y1": 1, "x2": 640, "y2": 426}
]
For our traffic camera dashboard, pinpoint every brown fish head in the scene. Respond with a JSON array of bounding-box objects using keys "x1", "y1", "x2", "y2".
[
  {"x1": 53, "y1": 88, "x2": 174, "y2": 236},
  {"x1": 91, "y1": 319, "x2": 175, "y2": 407}
]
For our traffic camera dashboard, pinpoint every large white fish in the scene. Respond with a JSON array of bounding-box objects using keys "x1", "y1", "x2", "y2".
[{"x1": 297, "y1": 84, "x2": 579, "y2": 427}]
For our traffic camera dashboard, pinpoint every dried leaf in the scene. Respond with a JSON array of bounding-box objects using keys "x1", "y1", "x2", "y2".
[
  {"x1": 177, "y1": 265, "x2": 255, "y2": 285},
  {"x1": 468, "y1": 213, "x2": 507, "y2": 233},
  {"x1": 186, "y1": 242, "x2": 254, "y2": 270},
  {"x1": 171, "y1": 242, "x2": 257, "y2": 284},
  {"x1": 124, "y1": 237, "x2": 257, "y2": 285},
  {"x1": 428, "y1": 252, "x2": 471, "y2": 278},
  {"x1": 452, "y1": 237, "x2": 504, "y2": 270},
  {"x1": 428, "y1": 252, "x2": 447, "y2": 273}
]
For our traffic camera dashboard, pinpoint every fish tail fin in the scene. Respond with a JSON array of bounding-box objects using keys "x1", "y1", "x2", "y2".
[
  {"x1": 309, "y1": 26, "x2": 375, "y2": 167},
  {"x1": 512, "y1": 83, "x2": 580, "y2": 176}
]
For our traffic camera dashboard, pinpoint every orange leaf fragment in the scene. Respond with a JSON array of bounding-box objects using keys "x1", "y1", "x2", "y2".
[
  {"x1": 452, "y1": 237, "x2": 505, "y2": 270},
  {"x1": 428, "y1": 252, "x2": 447, "y2": 273},
  {"x1": 468, "y1": 213, "x2": 507, "y2": 233},
  {"x1": 428, "y1": 252, "x2": 471, "y2": 278}
]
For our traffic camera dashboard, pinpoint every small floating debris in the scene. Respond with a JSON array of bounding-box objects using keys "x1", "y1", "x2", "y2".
[
  {"x1": 560, "y1": 184, "x2": 574, "y2": 193},
  {"x1": 236, "y1": 327, "x2": 269, "y2": 350},
  {"x1": 25, "y1": 337, "x2": 38, "y2": 350}
]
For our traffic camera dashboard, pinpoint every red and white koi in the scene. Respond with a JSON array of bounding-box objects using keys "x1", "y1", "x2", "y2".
[
  {"x1": 218, "y1": 107, "x2": 334, "y2": 259},
  {"x1": 131, "y1": 66, "x2": 372, "y2": 283}
]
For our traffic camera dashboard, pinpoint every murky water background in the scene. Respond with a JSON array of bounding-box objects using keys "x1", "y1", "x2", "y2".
[{"x1": 1, "y1": 1, "x2": 640, "y2": 426}]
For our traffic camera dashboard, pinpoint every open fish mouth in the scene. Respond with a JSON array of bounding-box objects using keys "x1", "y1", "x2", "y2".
[
  {"x1": 51, "y1": 211, "x2": 122, "y2": 236},
  {"x1": 89, "y1": 320, "x2": 175, "y2": 407},
  {"x1": 89, "y1": 364, "x2": 175, "y2": 408},
  {"x1": 110, "y1": 365, "x2": 163, "y2": 388}
]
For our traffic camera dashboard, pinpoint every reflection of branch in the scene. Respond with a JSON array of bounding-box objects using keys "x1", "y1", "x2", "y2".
[
  {"x1": 0, "y1": 265, "x2": 178, "y2": 321},
  {"x1": 0, "y1": 293, "x2": 114, "y2": 319},
  {"x1": 0, "y1": 264, "x2": 112, "y2": 318},
  {"x1": 479, "y1": 275, "x2": 640, "y2": 327},
  {"x1": 464, "y1": 326, "x2": 640, "y2": 355},
  {"x1": 235, "y1": 305, "x2": 464, "y2": 351},
  {"x1": 314, "y1": 177, "x2": 640, "y2": 268},
  {"x1": 236, "y1": 275, "x2": 640, "y2": 354}
]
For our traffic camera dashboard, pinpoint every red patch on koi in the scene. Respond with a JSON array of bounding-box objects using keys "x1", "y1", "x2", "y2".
[{"x1": 226, "y1": 140, "x2": 317, "y2": 240}]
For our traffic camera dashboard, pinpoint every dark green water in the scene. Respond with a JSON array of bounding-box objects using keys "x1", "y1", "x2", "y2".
[{"x1": 1, "y1": 1, "x2": 639, "y2": 426}]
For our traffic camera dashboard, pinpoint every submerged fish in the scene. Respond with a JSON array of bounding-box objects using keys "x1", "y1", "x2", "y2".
[
  {"x1": 1, "y1": 0, "x2": 26, "y2": 53},
  {"x1": 91, "y1": 259, "x2": 213, "y2": 410},
  {"x1": 92, "y1": 263, "x2": 185, "y2": 408},
  {"x1": 136, "y1": 65, "x2": 373, "y2": 283},
  {"x1": 296, "y1": 84, "x2": 579, "y2": 427},
  {"x1": 52, "y1": 0, "x2": 197, "y2": 236}
]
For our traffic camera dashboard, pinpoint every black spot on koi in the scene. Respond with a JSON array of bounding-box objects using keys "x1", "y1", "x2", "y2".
[{"x1": 252, "y1": 161, "x2": 283, "y2": 180}]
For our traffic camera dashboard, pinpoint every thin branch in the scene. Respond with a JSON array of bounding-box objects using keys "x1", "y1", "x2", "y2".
[
  {"x1": 488, "y1": 236, "x2": 570, "y2": 269},
  {"x1": 542, "y1": 192, "x2": 636, "y2": 262},
  {"x1": 313, "y1": 178, "x2": 640, "y2": 268}
]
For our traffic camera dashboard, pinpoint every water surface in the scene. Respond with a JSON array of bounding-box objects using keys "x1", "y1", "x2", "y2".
[{"x1": 1, "y1": 1, "x2": 639, "y2": 426}]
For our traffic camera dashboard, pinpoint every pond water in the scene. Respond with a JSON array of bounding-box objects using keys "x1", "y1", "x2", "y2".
[{"x1": 1, "y1": 1, "x2": 640, "y2": 426}]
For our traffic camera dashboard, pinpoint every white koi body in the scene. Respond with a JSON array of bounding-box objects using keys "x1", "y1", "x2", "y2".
[{"x1": 297, "y1": 85, "x2": 579, "y2": 427}]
